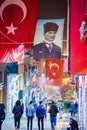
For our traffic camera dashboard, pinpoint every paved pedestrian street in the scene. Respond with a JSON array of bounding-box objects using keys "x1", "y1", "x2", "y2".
[{"x1": 2, "y1": 113, "x2": 78, "y2": 130}]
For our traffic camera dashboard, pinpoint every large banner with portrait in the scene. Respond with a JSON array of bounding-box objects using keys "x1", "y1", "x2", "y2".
[{"x1": 34, "y1": 19, "x2": 64, "y2": 60}]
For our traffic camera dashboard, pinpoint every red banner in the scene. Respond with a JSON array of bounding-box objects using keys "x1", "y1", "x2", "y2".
[
  {"x1": 70, "y1": 0, "x2": 87, "y2": 74},
  {"x1": 0, "y1": 0, "x2": 40, "y2": 62},
  {"x1": 46, "y1": 59, "x2": 64, "y2": 86},
  {"x1": 0, "y1": 0, "x2": 40, "y2": 43},
  {"x1": 0, "y1": 44, "x2": 28, "y2": 62}
]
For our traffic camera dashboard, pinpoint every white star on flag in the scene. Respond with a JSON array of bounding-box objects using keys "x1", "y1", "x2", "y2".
[{"x1": 6, "y1": 23, "x2": 18, "y2": 35}]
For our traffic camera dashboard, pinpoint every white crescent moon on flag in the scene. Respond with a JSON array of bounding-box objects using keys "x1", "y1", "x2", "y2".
[
  {"x1": 50, "y1": 63, "x2": 59, "y2": 72},
  {"x1": 0, "y1": 0, "x2": 27, "y2": 22}
]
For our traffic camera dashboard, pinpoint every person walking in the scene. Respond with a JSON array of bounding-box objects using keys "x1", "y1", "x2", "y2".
[
  {"x1": 26, "y1": 101, "x2": 35, "y2": 130},
  {"x1": 12, "y1": 100, "x2": 23, "y2": 130},
  {"x1": 36, "y1": 101, "x2": 46, "y2": 130},
  {"x1": 0, "y1": 103, "x2": 5, "y2": 130},
  {"x1": 69, "y1": 103, "x2": 76, "y2": 117},
  {"x1": 48, "y1": 101, "x2": 59, "y2": 130},
  {"x1": 59, "y1": 103, "x2": 64, "y2": 119}
]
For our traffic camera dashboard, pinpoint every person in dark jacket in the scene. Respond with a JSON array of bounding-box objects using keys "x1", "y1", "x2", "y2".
[
  {"x1": 0, "y1": 103, "x2": 5, "y2": 130},
  {"x1": 48, "y1": 101, "x2": 59, "y2": 130},
  {"x1": 36, "y1": 101, "x2": 46, "y2": 130},
  {"x1": 34, "y1": 22, "x2": 61, "y2": 60},
  {"x1": 69, "y1": 118, "x2": 79, "y2": 130},
  {"x1": 12, "y1": 100, "x2": 23, "y2": 130},
  {"x1": 26, "y1": 101, "x2": 35, "y2": 130}
]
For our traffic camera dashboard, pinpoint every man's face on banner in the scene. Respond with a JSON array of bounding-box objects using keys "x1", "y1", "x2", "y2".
[{"x1": 44, "y1": 31, "x2": 56, "y2": 43}]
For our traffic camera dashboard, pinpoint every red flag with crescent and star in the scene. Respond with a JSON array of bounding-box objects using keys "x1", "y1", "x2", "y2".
[
  {"x1": 0, "y1": 0, "x2": 40, "y2": 62},
  {"x1": 46, "y1": 59, "x2": 64, "y2": 86}
]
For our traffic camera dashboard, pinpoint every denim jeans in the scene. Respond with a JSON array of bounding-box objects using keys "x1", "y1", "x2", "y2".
[{"x1": 50, "y1": 116, "x2": 56, "y2": 129}]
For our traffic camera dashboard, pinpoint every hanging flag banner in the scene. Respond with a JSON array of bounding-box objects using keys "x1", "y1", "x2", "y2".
[
  {"x1": 0, "y1": 44, "x2": 27, "y2": 63},
  {"x1": 0, "y1": 0, "x2": 40, "y2": 43},
  {"x1": 0, "y1": 0, "x2": 40, "y2": 63},
  {"x1": 46, "y1": 59, "x2": 64, "y2": 86},
  {"x1": 70, "y1": 0, "x2": 87, "y2": 74}
]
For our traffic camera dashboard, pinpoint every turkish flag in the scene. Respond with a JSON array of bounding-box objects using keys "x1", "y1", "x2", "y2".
[
  {"x1": 0, "y1": 0, "x2": 40, "y2": 43},
  {"x1": 70, "y1": 0, "x2": 87, "y2": 74},
  {"x1": 0, "y1": 0, "x2": 40, "y2": 63},
  {"x1": 46, "y1": 59, "x2": 64, "y2": 86},
  {"x1": 0, "y1": 44, "x2": 28, "y2": 62}
]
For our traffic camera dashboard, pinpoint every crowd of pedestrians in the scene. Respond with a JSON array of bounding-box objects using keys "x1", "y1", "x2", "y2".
[
  {"x1": 12, "y1": 100, "x2": 47, "y2": 130},
  {"x1": 0, "y1": 100, "x2": 79, "y2": 130},
  {"x1": 11, "y1": 100, "x2": 59, "y2": 130}
]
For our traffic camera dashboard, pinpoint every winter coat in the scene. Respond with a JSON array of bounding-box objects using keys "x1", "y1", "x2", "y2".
[
  {"x1": 12, "y1": 105, "x2": 23, "y2": 118},
  {"x1": 0, "y1": 107, "x2": 5, "y2": 120},
  {"x1": 48, "y1": 104, "x2": 59, "y2": 117},
  {"x1": 70, "y1": 119, "x2": 79, "y2": 130},
  {"x1": 36, "y1": 105, "x2": 46, "y2": 118},
  {"x1": 26, "y1": 105, "x2": 35, "y2": 117}
]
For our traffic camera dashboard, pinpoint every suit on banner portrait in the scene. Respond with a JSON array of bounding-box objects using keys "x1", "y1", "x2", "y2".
[{"x1": 46, "y1": 59, "x2": 64, "y2": 86}]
